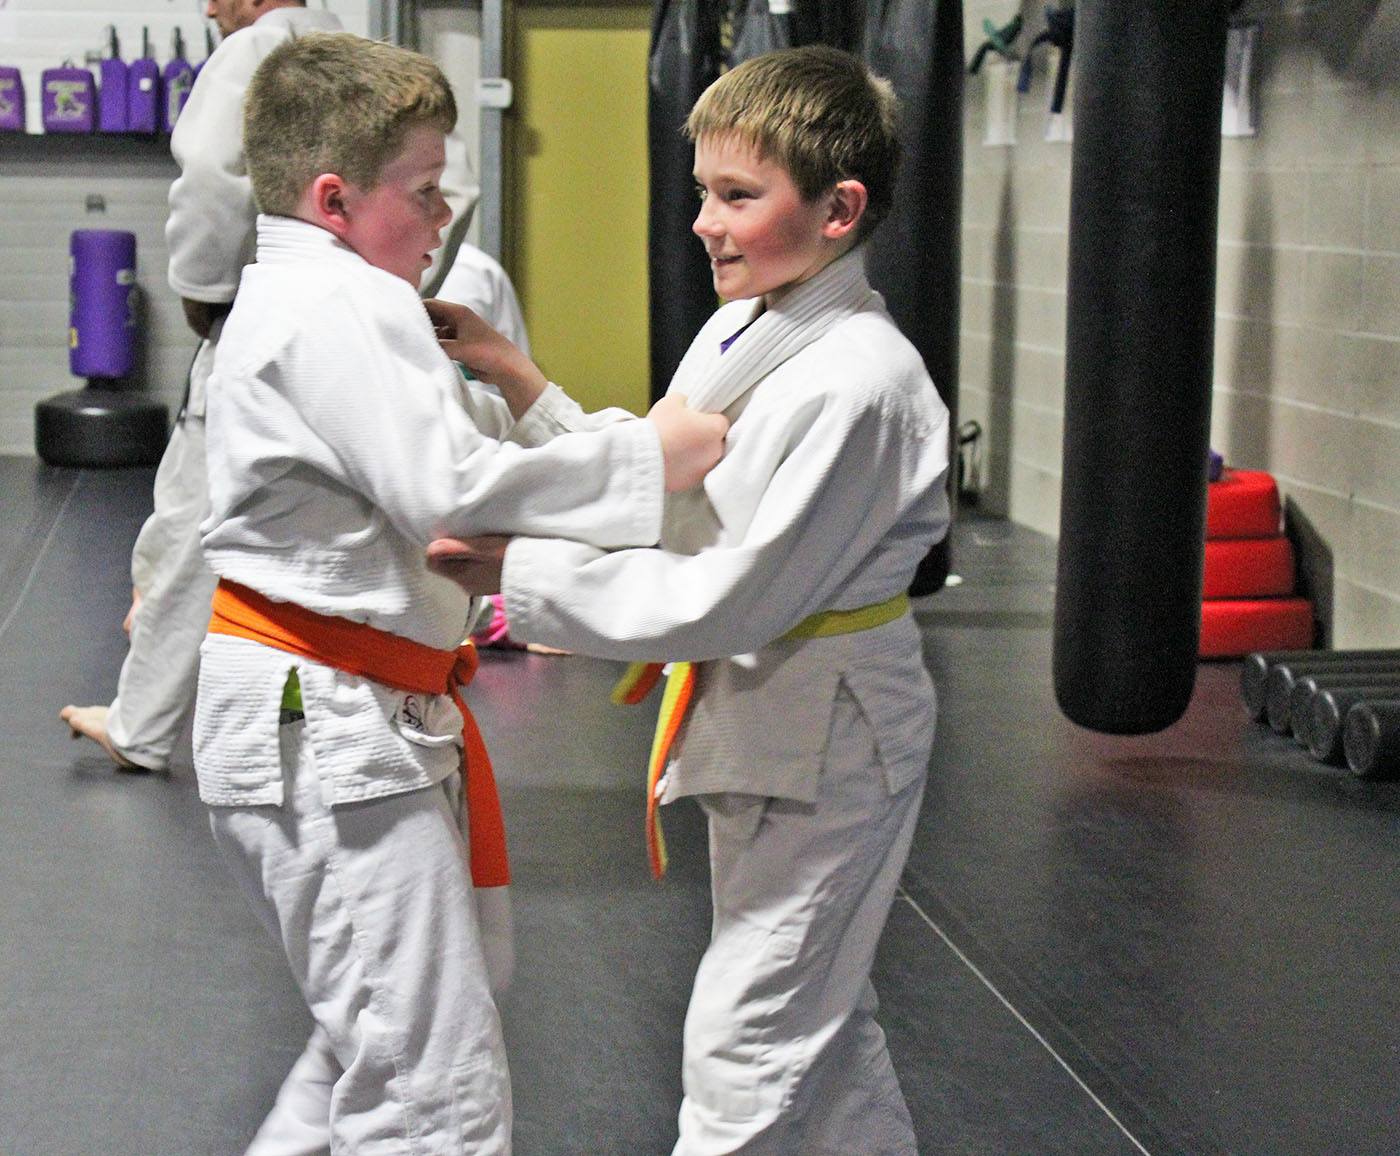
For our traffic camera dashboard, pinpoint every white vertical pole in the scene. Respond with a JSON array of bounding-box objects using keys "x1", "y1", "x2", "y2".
[{"x1": 478, "y1": 0, "x2": 506, "y2": 261}]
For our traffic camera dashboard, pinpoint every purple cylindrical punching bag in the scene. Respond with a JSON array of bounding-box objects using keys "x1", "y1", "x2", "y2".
[
  {"x1": 70, "y1": 229, "x2": 138, "y2": 380},
  {"x1": 1053, "y1": 0, "x2": 1232, "y2": 734}
]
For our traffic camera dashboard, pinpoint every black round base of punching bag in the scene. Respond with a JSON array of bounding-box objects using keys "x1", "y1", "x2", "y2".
[{"x1": 35, "y1": 387, "x2": 168, "y2": 468}]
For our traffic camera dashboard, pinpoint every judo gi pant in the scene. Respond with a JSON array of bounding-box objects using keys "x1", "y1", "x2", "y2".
[
  {"x1": 108, "y1": 338, "x2": 219, "y2": 768},
  {"x1": 676, "y1": 687, "x2": 924, "y2": 1156},
  {"x1": 209, "y1": 721, "x2": 511, "y2": 1156}
]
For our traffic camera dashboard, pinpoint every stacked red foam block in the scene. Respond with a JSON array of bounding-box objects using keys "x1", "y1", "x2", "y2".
[{"x1": 1199, "y1": 469, "x2": 1315, "y2": 658}]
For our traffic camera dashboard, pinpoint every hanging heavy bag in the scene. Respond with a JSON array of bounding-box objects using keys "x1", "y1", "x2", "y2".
[
  {"x1": 1053, "y1": 0, "x2": 1232, "y2": 734},
  {"x1": 127, "y1": 27, "x2": 159, "y2": 134},
  {"x1": 647, "y1": 0, "x2": 723, "y2": 403},
  {"x1": 724, "y1": 0, "x2": 793, "y2": 63},
  {"x1": 862, "y1": 0, "x2": 964, "y2": 597},
  {"x1": 0, "y1": 65, "x2": 24, "y2": 132},
  {"x1": 162, "y1": 27, "x2": 195, "y2": 132},
  {"x1": 98, "y1": 26, "x2": 128, "y2": 133},
  {"x1": 42, "y1": 61, "x2": 95, "y2": 133}
]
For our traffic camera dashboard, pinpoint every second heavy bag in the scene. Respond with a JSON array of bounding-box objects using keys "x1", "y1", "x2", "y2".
[
  {"x1": 862, "y1": 0, "x2": 964, "y2": 596},
  {"x1": 647, "y1": 0, "x2": 721, "y2": 403}
]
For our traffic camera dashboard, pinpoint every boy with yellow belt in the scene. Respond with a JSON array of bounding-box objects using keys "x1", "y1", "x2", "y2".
[
  {"x1": 193, "y1": 33, "x2": 725, "y2": 1154},
  {"x1": 428, "y1": 45, "x2": 950, "y2": 1156}
]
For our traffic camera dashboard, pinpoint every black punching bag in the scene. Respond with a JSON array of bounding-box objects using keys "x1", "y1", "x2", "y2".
[
  {"x1": 726, "y1": 0, "x2": 794, "y2": 61},
  {"x1": 647, "y1": 0, "x2": 721, "y2": 402},
  {"x1": 1053, "y1": 0, "x2": 1232, "y2": 734},
  {"x1": 790, "y1": 0, "x2": 862, "y2": 52},
  {"x1": 648, "y1": 0, "x2": 812, "y2": 402},
  {"x1": 862, "y1": 0, "x2": 963, "y2": 595}
]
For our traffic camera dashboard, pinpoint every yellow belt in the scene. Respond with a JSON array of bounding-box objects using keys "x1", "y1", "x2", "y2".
[{"x1": 613, "y1": 591, "x2": 911, "y2": 878}]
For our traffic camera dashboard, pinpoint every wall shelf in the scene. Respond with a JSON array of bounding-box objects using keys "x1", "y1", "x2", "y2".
[{"x1": 0, "y1": 131, "x2": 174, "y2": 162}]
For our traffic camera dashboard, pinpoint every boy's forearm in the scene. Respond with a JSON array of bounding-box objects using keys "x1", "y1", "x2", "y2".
[{"x1": 491, "y1": 354, "x2": 550, "y2": 422}]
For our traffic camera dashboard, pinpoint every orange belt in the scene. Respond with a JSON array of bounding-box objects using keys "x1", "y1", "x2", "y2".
[{"x1": 208, "y1": 579, "x2": 508, "y2": 888}]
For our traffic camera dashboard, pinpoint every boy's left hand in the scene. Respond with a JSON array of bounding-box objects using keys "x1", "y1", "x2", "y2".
[{"x1": 426, "y1": 535, "x2": 512, "y2": 594}]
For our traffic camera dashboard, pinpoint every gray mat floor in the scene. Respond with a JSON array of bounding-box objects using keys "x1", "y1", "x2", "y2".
[{"x1": 1, "y1": 457, "x2": 1396, "y2": 1155}]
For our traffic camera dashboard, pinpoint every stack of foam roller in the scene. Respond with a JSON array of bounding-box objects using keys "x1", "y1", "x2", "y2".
[
  {"x1": 1240, "y1": 649, "x2": 1400, "y2": 780},
  {"x1": 1199, "y1": 469, "x2": 1314, "y2": 658}
]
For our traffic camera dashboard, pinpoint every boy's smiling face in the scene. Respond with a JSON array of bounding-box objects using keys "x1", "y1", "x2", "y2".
[
  {"x1": 691, "y1": 133, "x2": 853, "y2": 305},
  {"x1": 339, "y1": 123, "x2": 452, "y2": 287}
]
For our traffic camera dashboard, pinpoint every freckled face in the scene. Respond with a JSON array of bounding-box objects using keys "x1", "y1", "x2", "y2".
[
  {"x1": 340, "y1": 125, "x2": 453, "y2": 287},
  {"x1": 691, "y1": 134, "x2": 838, "y2": 305}
]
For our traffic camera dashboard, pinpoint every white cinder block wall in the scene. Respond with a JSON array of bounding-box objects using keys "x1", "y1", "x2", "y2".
[
  {"x1": 961, "y1": 0, "x2": 1400, "y2": 647},
  {"x1": 0, "y1": 1, "x2": 372, "y2": 450}
]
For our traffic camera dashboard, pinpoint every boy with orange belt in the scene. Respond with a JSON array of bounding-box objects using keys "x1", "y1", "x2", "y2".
[
  {"x1": 427, "y1": 47, "x2": 949, "y2": 1156},
  {"x1": 194, "y1": 34, "x2": 725, "y2": 1154}
]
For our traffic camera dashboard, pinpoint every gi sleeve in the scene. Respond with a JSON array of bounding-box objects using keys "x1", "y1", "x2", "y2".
[
  {"x1": 275, "y1": 283, "x2": 665, "y2": 551},
  {"x1": 500, "y1": 376, "x2": 951, "y2": 661},
  {"x1": 165, "y1": 35, "x2": 260, "y2": 303}
]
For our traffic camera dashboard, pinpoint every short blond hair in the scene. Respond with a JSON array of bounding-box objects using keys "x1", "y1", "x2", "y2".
[
  {"x1": 685, "y1": 46, "x2": 899, "y2": 242},
  {"x1": 245, "y1": 32, "x2": 456, "y2": 215}
]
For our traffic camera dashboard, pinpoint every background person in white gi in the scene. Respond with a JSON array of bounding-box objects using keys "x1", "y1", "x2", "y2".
[
  {"x1": 58, "y1": 0, "x2": 344, "y2": 769},
  {"x1": 197, "y1": 34, "x2": 725, "y2": 1154},
  {"x1": 59, "y1": 0, "x2": 487, "y2": 770},
  {"x1": 426, "y1": 46, "x2": 949, "y2": 1156}
]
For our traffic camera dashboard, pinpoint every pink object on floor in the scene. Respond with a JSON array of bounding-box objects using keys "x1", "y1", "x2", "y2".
[{"x1": 470, "y1": 594, "x2": 526, "y2": 650}]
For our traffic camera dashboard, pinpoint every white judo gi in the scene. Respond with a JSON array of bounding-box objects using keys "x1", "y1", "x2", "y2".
[
  {"x1": 500, "y1": 246, "x2": 951, "y2": 1155},
  {"x1": 197, "y1": 215, "x2": 665, "y2": 1155},
  {"x1": 109, "y1": 4, "x2": 344, "y2": 768}
]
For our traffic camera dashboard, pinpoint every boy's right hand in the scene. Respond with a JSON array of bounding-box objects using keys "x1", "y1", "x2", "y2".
[{"x1": 648, "y1": 394, "x2": 729, "y2": 493}]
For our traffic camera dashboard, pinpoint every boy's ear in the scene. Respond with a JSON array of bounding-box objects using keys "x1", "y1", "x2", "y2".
[
  {"x1": 823, "y1": 179, "x2": 869, "y2": 241},
  {"x1": 304, "y1": 172, "x2": 353, "y2": 240}
]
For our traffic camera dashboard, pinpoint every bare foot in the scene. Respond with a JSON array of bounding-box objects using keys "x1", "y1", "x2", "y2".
[{"x1": 59, "y1": 704, "x2": 143, "y2": 770}]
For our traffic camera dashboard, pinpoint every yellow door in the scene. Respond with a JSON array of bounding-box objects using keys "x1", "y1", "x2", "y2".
[{"x1": 510, "y1": 3, "x2": 652, "y2": 416}]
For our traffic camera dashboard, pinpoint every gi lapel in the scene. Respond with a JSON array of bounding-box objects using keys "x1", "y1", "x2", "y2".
[{"x1": 669, "y1": 244, "x2": 878, "y2": 416}]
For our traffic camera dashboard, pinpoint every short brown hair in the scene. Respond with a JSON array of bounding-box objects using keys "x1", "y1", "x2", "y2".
[
  {"x1": 685, "y1": 46, "x2": 899, "y2": 241},
  {"x1": 244, "y1": 32, "x2": 456, "y2": 215}
]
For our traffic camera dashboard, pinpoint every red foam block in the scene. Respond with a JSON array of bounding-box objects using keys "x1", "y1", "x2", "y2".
[
  {"x1": 1206, "y1": 469, "x2": 1281, "y2": 540},
  {"x1": 1200, "y1": 597, "x2": 1314, "y2": 659},
  {"x1": 1203, "y1": 535, "x2": 1295, "y2": 600}
]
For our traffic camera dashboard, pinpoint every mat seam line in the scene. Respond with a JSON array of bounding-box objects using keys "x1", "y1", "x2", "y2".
[
  {"x1": 896, "y1": 887, "x2": 1154, "y2": 1156},
  {"x1": 0, "y1": 472, "x2": 84, "y2": 649}
]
